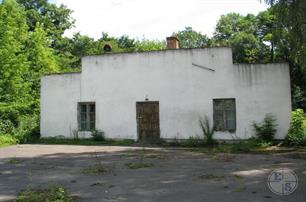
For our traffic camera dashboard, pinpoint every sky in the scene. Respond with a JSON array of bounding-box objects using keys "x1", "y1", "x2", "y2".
[{"x1": 54, "y1": 0, "x2": 268, "y2": 40}]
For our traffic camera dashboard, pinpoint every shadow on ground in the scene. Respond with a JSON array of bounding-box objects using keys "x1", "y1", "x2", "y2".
[{"x1": 0, "y1": 144, "x2": 305, "y2": 202}]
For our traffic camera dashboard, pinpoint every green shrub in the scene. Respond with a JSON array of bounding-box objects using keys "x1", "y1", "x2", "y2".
[
  {"x1": 230, "y1": 141, "x2": 251, "y2": 153},
  {"x1": 285, "y1": 109, "x2": 306, "y2": 145},
  {"x1": 0, "y1": 104, "x2": 20, "y2": 126},
  {"x1": 14, "y1": 115, "x2": 40, "y2": 143},
  {"x1": 0, "y1": 135, "x2": 18, "y2": 146},
  {"x1": 252, "y1": 114, "x2": 277, "y2": 142},
  {"x1": 91, "y1": 129, "x2": 105, "y2": 141},
  {"x1": 0, "y1": 119, "x2": 14, "y2": 135},
  {"x1": 229, "y1": 137, "x2": 272, "y2": 153},
  {"x1": 199, "y1": 116, "x2": 216, "y2": 145},
  {"x1": 182, "y1": 135, "x2": 205, "y2": 147},
  {"x1": 16, "y1": 185, "x2": 74, "y2": 202}
]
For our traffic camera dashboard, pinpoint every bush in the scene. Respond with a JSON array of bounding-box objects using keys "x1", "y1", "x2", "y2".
[
  {"x1": 0, "y1": 135, "x2": 18, "y2": 146},
  {"x1": 229, "y1": 137, "x2": 272, "y2": 153},
  {"x1": 285, "y1": 109, "x2": 306, "y2": 145},
  {"x1": 0, "y1": 119, "x2": 15, "y2": 135},
  {"x1": 230, "y1": 141, "x2": 251, "y2": 153},
  {"x1": 14, "y1": 115, "x2": 40, "y2": 143},
  {"x1": 182, "y1": 135, "x2": 205, "y2": 147},
  {"x1": 199, "y1": 116, "x2": 216, "y2": 145},
  {"x1": 252, "y1": 114, "x2": 277, "y2": 142},
  {"x1": 91, "y1": 129, "x2": 105, "y2": 141},
  {"x1": 16, "y1": 185, "x2": 74, "y2": 202}
]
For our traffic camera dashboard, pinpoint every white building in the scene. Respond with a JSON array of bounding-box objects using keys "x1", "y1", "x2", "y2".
[{"x1": 40, "y1": 37, "x2": 291, "y2": 141}]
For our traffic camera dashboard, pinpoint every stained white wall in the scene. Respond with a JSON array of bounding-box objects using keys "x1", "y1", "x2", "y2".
[
  {"x1": 40, "y1": 73, "x2": 81, "y2": 138},
  {"x1": 40, "y1": 47, "x2": 291, "y2": 140}
]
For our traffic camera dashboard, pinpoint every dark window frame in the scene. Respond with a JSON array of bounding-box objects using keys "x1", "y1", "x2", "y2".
[
  {"x1": 213, "y1": 98, "x2": 236, "y2": 132},
  {"x1": 78, "y1": 102, "x2": 95, "y2": 131}
]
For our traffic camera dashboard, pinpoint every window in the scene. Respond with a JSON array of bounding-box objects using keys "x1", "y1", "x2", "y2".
[
  {"x1": 78, "y1": 102, "x2": 95, "y2": 131},
  {"x1": 213, "y1": 99, "x2": 236, "y2": 132}
]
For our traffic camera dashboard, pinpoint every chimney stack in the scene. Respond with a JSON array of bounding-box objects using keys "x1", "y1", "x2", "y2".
[{"x1": 166, "y1": 36, "x2": 180, "y2": 49}]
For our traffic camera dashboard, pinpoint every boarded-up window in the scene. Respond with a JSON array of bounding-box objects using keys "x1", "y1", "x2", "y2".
[
  {"x1": 213, "y1": 99, "x2": 236, "y2": 132},
  {"x1": 78, "y1": 102, "x2": 95, "y2": 131}
]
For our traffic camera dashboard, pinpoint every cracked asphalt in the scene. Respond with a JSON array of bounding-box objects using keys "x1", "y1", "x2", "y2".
[{"x1": 0, "y1": 144, "x2": 305, "y2": 202}]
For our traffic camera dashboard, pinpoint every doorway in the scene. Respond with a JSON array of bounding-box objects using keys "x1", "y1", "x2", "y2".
[{"x1": 136, "y1": 101, "x2": 160, "y2": 143}]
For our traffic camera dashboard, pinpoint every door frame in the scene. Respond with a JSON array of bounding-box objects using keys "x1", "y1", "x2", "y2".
[{"x1": 136, "y1": 101, "x2": 160, "y2": 142}]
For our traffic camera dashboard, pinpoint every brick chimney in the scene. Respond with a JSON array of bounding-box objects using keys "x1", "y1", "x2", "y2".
[{"x1": 166, "y1": 36, "x2": 180, "y2": 49}]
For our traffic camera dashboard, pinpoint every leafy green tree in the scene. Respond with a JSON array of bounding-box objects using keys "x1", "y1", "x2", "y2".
[
  {"x1": 0, "y1": 0, "x2": 31, "y2": 126},
  {"x1": 230, "y1": 33, "x2": 261, "y2": 63},
  {"x1": 173, "y1": 27, "x2": 210, "y2": 48},
  {"x1": 17, "y1": 0, "x2": 74, "y2": 43},
  {"x1": 117, "y1": 35, "x2": 136, "y2": 51},
  {"x1": 213, "y1": 13, "x2": 264, "y2": 63},
  {"x1": 134, "y1": 39, "x2": 166, "y2": 51},
  {"x1": 263, "y1": 0, "x2": 306, "y2": 109},
  {"x1": 17, "y1": 0, "x2": 75, "y2": 70},
  {"x1": 214, "y1": 13, "x2": 245, "y2": 42},
  {"x1": 0, "y1": 0, "x2": 30, "y2": 104},
  {"x1": 256, "y1": 10, "x2": 277, "y2": 62},
  {"x1": 25, "y1": 23, "x2": 60, "y2": 107}
]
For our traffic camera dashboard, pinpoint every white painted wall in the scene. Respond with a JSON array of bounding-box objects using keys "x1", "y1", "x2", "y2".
[
  {"x1": 40, "y1": 47, "x2": 291, "y2": 140},
  {"x1": 40, "y1": 73, "x2": 81, "y2": 138}
]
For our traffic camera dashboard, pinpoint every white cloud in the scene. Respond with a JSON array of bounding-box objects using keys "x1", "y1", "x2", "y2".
[{"x1": 58, "y1": 0, "x2": 268, "y2": 40}]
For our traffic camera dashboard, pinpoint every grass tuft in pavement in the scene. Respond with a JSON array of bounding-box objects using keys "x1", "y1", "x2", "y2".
[
  {"x1": 7, "y1": 158, "x2": 22, "y2": 164},
  {"x1": 12, "y1": 185, "x2": 75, "y2": 202},
  {"x1": 125, "y1": 162, "x2": 154, "y2": 169},
  {"x1": 81, "y1": 164, "x2": 110, "y2": 175}
]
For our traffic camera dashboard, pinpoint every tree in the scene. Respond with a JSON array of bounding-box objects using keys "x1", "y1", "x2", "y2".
[
  {"x1": 173, "y1": 27, "x2": 211, "y2": 48},
  {"x1": 261, "y1": 0, "x2": 277, "y2": 6},
  {"x1": 214, "y1": 13, "x2": 245, "y2": 42},
  {"x1": 17, "y1": 0, "x2": 76, "y2": 70},
  {"x1": 262, "y1": 0, "x2": 306, "y2": 109},
  {"x1": 17, "y1": 0, "x2": 74, "y2": 43},
  {"x1": 256, "y1": 10, "x2": 278, "y2": 62},
  {"x1": 117, "y1": 35, "x2": 136, "y2": 51},
  {"x1": 134, "y1": 39, "x2": 166, "y2": 52},
  {"x1": 0, "y1": 0, "x2": 32, "y2": 126},
  {"x1": 25, "y1": 23, "x2": 60, "y2": 106},
  {"x1": 230, "y1": 33, "x2": 261, "y2": 63},
  {"x1": 0, "y1": 0, "x2": 30, "y2": 104},
  {"x1": 213, "y1": 13, "x2": 265, "y2": 63}
]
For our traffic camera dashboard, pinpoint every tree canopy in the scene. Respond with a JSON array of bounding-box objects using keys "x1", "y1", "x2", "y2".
[{"x1": 1, "y1": 0, "x2": 306, "y2": 141}]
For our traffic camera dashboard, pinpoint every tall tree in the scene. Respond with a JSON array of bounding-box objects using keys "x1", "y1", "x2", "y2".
[
  {"x1": 17, "y1": 0, "x2": 75, "y2": 70},
  {"x1": 173, "y1": 27, "x2": 211, "y2": 48},
  {"x1": 0, "y1": 0, "x2": 31, "y2": 124},
  {"x1": 134, "y1": 39, "x2": 166, "y2": 51},
  {"x1": 25, "y1": 23, "x2": 60, "y2": 107},
  {"x1": 256, "y1": 10, "x2": 277, "y2": 62},
  {"x1": 274, "y1": 0, "x2": 306, "y2": 109},
  {"x1": 0, "y1": 0, "x2": 30, "y2": 104},
  {"x1": 213, "y1": 13, "x2": 265, "y2": 63},
  {"x1": 17, "y1": 0, "x2": 74, "y2": 43}
]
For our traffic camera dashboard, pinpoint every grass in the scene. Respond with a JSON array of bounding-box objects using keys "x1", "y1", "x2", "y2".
[
  {"x1": 198, "y1": 174, "x2": 225, "y2": 181},
  {"x1": 32, "y1": 137, "x2": 135, "y2": 146},
  {"x1": 11, "y1": 185, "x2": 75, "y2": 202},
  {"x1": 125, "y1": 162, "x2": 154, "y2": 169},
  {"x1": 0, "y1": 135, "x2": 18, "y2": 148},
  {"x1": 233, "y1": 174, "x2": 244, "y2": 179},
  {"x1": 182, "y1": 136, "x2": 305, "y2": 154},
  {"x1": 7, "y1": 158, "x2": 22, "y2": 164},
  {"x1": 81, "y1": 164, "x2": 110, "y2": 175}
]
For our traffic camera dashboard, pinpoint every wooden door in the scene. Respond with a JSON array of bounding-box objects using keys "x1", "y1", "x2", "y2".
[{"x1": 136, "y1": 101, "x2": 160, "y2": 143}]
